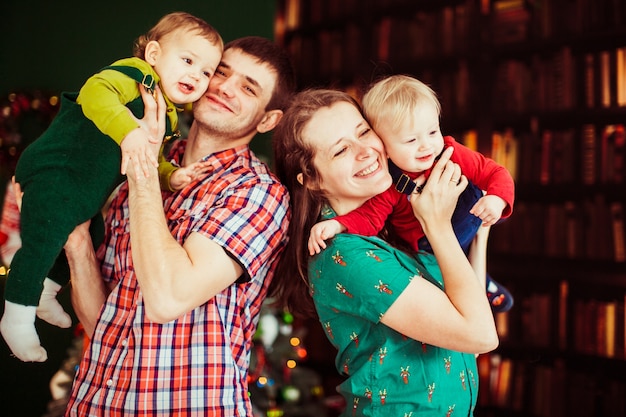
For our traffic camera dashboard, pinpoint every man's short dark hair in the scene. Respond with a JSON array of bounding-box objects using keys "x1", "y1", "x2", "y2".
[{"x1": 224, "y1": 36, "x2": 296, "y2": 112}]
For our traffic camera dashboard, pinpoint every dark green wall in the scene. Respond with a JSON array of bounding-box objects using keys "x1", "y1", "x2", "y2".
[
  {"x1": 0, "y1": 0, "x2": 276, "y2": 94},
  {"x1": 0, "y1": 0, "x2": 278, "y2": 166}
]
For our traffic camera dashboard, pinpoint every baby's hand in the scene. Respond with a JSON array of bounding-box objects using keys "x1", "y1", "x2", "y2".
[
  {"x1": 120, "y1": 128, "x2": 160, "y2": 179},
  {"x1": 168, "y1": 161, "x2": 213, "y2": 191},
  {"x1": 308, "y1": 220, "x2": 345, "y2": 255},
  {"x1": 469, "y1": 194, "x2": 506, "y2": 227}
]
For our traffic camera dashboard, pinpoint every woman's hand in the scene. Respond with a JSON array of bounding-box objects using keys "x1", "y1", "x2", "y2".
[{"x1": 409, "y1": 147, "x2": 467, "y2": 229}]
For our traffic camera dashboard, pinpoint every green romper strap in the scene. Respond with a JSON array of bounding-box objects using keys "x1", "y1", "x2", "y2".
[
  {"x1": 99, "y1": 65, "x2": 177, "y2": 140},
  {"x1": 100, "y1": 65, "x2": 156, "y2": 94}
]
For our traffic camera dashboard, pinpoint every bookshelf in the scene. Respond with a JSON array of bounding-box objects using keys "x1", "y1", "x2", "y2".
[{"x1": 275, "y1": 0, "x2": 626, "y2": 416}]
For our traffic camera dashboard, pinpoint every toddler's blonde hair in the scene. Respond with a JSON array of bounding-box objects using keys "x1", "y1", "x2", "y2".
[{"x1": 362, "y1": 74, "x2": 441, "y2": 132}]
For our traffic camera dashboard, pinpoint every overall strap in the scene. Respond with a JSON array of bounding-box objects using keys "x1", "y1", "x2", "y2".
[
  {"x1": 100, "y1": 65, "x2": 156, "y2": 94},
  {"x1": 389, "y1": 160, "x2": 418, "y2": 195}
]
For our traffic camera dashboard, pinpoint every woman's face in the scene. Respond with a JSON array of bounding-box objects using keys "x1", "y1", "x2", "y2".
[{"x1": 302, "y1": 101, "x2": 392, "y2": 215}]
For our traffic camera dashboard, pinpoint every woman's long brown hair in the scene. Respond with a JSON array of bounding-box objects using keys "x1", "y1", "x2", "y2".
[{"x1": 270, "y1": 89, "x2": 362, "y2": 317}]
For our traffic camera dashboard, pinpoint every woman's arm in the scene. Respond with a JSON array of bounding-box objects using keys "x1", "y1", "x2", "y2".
[{"x1": 381, "y1": 147, "x2": 498, "y2": 354}]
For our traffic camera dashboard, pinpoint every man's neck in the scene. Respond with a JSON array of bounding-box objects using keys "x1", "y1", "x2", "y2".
[{"x1": 182, "y1": 123, "x2": 254, "y2": 166}]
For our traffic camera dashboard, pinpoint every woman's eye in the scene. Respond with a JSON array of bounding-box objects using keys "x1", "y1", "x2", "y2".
[
  {"x1": 358, "y1": 128, "x2": 371, "y2": 138},
  {"x1": 334, "y1": 147, "x2": 347, "y2": 157}
]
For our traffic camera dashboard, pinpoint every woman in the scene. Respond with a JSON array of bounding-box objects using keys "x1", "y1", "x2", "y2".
[{"x1": 271, "y1": 89, "x2": 498, "y2": 416}]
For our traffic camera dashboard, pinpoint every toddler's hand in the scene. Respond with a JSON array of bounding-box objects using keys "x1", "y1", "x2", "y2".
[
  {"x1": 469, "y1": 194, "x2": 506, "y2": 227},
  {"x1": 308, "y1": 220, "x2": 345, "y2": 255},
  {"x1": 120, "y1": 128, "x2": 160, "y2": 179},
  {"x1": 169, "y1": 161, "x2": 213, "y2": 191}
]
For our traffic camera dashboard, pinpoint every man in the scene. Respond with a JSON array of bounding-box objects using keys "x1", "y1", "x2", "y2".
[{"x1": 62, "y1": 36, "x2": 296, "y2": 416}]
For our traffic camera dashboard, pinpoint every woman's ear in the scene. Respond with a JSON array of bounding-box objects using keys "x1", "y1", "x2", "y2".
[
  {"x1": 144, "y1": 41, "x2": 161, "y2": 65},
  {"x1": 296, "y1": 173, "x2": 303, "y2": 186},
  {"x1": 257, "y1": 110, "x2": 283, "y2": 134}
]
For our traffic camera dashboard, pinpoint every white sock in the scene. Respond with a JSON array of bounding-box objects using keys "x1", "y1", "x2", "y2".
[
  {"x1": 0, "y1": 300, "x2": 48, "y2": 362},
  {"x1": 36, "y1": 278, "x2": 72, "y2": 328}
]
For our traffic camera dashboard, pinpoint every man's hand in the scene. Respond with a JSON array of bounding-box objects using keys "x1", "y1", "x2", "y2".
[
  {"x1": 120, "y1": 128, "x2": 159, "y2": 179},
  {"x1": 124, "y1": 85, "x2": 168, "y2": 181},
  {"x1": 63, "y1": 221, "x2": 93, "y2": 255}
]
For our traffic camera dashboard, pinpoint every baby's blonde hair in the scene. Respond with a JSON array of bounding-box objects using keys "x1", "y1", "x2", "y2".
[
  {"x1": 362, "y1": 75, "x2": 441, "y2": 132},
  {"x1": 133, "y1": 12, "x2": 223, "y2": 59}
]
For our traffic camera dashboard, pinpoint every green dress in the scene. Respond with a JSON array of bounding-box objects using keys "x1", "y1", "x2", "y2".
[{"x1": 309, "y1": 206, "x2": 479, "y2": 417}]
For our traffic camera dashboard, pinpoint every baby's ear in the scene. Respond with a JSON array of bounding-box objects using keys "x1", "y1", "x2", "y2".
[{"x1": 144, "y1": 41, "x2": 161, "y2": 65}]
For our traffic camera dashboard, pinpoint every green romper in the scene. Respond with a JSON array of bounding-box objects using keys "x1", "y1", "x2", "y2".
[
  {"x1": 310, "y1": 206, "x2": 480, "y2": 417},
  {"x1": 9, "y1": 64, "x2": 175, "y2": 306}
]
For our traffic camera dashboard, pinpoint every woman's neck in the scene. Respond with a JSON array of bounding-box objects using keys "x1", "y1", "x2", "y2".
[{"x1": 328, "y1": 197, "x2": 369, "y2": 217}]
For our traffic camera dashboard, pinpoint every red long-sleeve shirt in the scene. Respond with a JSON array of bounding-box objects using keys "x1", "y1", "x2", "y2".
[{"x1": 336, "y1": 136, "x2": 515, "y2": 252}]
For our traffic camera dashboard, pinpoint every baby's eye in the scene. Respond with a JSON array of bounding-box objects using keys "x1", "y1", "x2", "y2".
[
  {"x1": 183, "y1": 58, "x2": 192, "y2": 64},
  {"x1": 203, "y1": 71, "x2": 211, "y2": 78}
]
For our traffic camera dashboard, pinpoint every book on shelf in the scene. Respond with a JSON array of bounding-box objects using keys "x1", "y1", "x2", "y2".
[
  {"x1": 600, "y1": 49, "x2": 615, "y2": 108},
  {"x1": 610, "y1": 202, "x2": 626, "y2": 263},
  {"x1": 520, "y1": 292, "x2": 552, "y2": 348},
  {"x1": 583, "y1": 52, "x2": 596, "y2": 108},
  {"x1": 284, "y1": 0, "x2": 301, "y2": 30},
  {"x1": 491, "y1": 129, "x2": 518, "y2": 181},
  {"x1": 558, "y1": 280, "x2": 569, "y2": 350},
  {"x1": 600, "y1": 124, "x2": 625, "y2": 184},
  {"x1": 581, "y1": 124, "x2": 598, "y2": 185},
  {"x1": 573, "y1": 297, "x2": 626, "y2": 359},
  {"x1": 617, "y1": 46, "x2": 626, "y2": 107}
]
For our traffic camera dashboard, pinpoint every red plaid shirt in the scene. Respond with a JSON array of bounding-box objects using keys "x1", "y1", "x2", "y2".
[{"x1": 66, "y1": 141, "x2": 290, "y2": 417}]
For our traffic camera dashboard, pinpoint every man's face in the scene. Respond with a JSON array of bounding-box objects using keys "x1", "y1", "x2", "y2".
[{"x1": 192, "y1": 48, "x2": 277, "y2": 140}]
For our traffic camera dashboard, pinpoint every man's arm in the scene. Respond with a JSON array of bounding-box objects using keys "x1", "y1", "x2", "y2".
[
  {"x1": 127, "y1": 86, "x2": 243, "y2": 323},
  {"x1": 64, "y1": 221, "x2": 110, "y2": 337}
]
